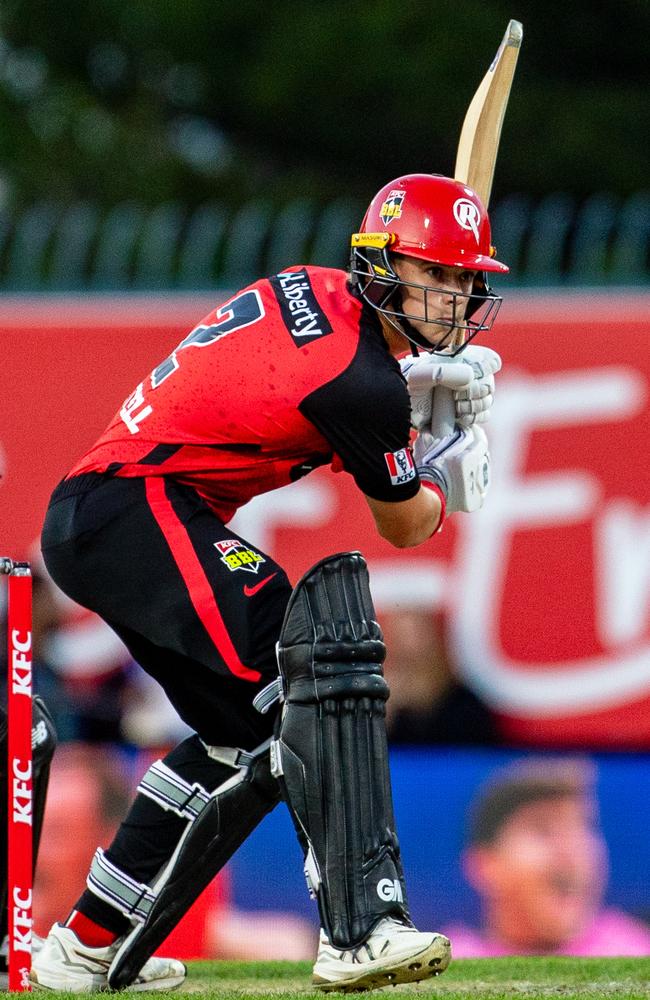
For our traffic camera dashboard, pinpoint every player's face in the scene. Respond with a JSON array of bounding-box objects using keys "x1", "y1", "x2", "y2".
[
  {"x1": 467, "y1": 796, "x2": 606, "y2": 951},
  {"x1": 392, "y1": 256, "x2": 477, "y2": 349}
]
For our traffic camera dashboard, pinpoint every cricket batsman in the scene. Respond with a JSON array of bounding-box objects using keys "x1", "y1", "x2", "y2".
[{"x1": 33, "y1": 173, "x2": 507, "y2": 992}]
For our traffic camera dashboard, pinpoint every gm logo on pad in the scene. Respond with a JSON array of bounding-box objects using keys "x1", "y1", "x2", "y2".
[{"x1": 376, "y1": 878, "x2": 404, "y2": 902}]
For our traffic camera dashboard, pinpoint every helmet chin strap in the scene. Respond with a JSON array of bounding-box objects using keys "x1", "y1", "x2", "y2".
[
  {"x1": 378, "y1": 271, "x2": 464, "y2": 356},
  {"x1": 378, "y1": 312, "x2": 420, "y2": 356},
  {"x1": 377, "y1": 285, "x2": 434, "y2": 356}
]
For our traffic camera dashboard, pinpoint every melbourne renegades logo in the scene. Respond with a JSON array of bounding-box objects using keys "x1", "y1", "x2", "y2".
[
  {"x1": 453, "y1": 197, "x2": 481, "y2": 244},
  {"x1": 215, "y1": 539, "x2": 266, "y2": 574}
]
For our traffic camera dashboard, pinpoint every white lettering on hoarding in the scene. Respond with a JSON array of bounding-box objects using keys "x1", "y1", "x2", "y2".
[
  {"x1": 221, "y1": 364, "x2": 650, "y2": 722},
  {"x1": 450, "y1": 366, "x2": 650, "y2": 716},
  {"x1": 595, "y1": 500, "x2": 650, "y2": 646}
]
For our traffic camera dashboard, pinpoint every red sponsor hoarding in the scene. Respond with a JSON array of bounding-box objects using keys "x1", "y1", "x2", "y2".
[{"x1": 1, "y1": 291, "x2": 649, "y2": 747}]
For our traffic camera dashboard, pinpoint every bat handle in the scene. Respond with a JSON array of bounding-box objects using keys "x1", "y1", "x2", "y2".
[
  {"x1": 431, "y1": 354, "x2": 458, "y2": 439},
  {"x1": 431, "y1": 386, "x2": 456, "y2": 439}
]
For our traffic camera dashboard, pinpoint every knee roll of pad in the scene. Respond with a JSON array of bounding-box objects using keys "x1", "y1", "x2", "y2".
[{"x1": 274, "y1": 552, "x2": 411, "y2": 949}]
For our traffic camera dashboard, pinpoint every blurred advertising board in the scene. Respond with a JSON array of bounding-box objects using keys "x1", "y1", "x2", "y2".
[
  {"x1": 1, "y1": 290, "x2": 649, "y2": 747},
  {"x1": 231, "y1": 746, "x2": 650, "y2": 946}
]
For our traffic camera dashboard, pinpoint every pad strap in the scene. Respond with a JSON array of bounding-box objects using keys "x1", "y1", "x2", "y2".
[
  {"x1": 107, "y1": 742, "x2": 280, "y2": 989},
  {"x1": 137, "y1": 761, "x2": 211, "y2": 820},
  {"x1": 201, "y1": 737, "x2": 272, "y2": 768},
  {"x1": 87, "y1": 849, "x2": 156, "y2": 924},
  {"x1": 253, "y1": 677, "x2": 284, "y2": 714}
]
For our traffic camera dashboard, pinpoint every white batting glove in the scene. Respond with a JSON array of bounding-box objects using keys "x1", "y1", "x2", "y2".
[
  {"x1": 400, "y1": 346, "x2": 502, "y2": 431},
  {"x1": 414, "y1": 425, "x2": 490, "y2": 514},
  {"x1": 400, "y1": 354, "x2": 473, "y2": 431},
  {"x1": 453, "y1": 345, "x2": 502, "y2": 428}
]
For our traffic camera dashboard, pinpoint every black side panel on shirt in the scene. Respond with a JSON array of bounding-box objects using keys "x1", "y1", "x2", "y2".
[{"x1": 299, "y1": 316, "x2": 420, "y2": 503}]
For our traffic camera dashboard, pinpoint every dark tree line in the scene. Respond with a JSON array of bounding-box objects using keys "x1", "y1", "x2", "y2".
[{"x1": 0, "y1": 0, "x2": 647, "y2": 212}]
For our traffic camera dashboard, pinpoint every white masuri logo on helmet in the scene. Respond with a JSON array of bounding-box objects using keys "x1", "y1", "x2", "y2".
[
  {"x1": 453, "y1": 198, "x2": 481, "y2": 244},
  {"x1": 376, "y1": 878, "x2": 404, "y2": 902}
]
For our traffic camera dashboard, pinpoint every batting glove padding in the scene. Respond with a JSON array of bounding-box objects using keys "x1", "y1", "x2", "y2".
[
  {"x1": 400, "y1": 346, "x2": 502, "y2": 432},
  {"x1": 415, "y1": 426, "x2": 491, "y2": 514}
]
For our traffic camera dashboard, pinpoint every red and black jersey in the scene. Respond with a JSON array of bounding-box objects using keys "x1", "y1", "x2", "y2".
[{"x1": 68, "y1": 266, "x2": 420, "y2": 522}]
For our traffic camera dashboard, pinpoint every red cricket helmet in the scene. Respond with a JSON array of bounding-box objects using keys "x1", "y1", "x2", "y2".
[{"x1": 350, "y1": 173, "x2": 509, "y2": 354}]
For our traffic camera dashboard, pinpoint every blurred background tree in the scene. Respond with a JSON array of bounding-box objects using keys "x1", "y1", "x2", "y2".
[
  {"x1": 0, "y1": 0, "x2": 647, "y2": 212},
  {"x1": 0, "y1": 1, "x2": 647, "y2": 289}
]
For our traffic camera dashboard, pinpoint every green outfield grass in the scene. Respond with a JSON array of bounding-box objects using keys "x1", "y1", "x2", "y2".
[
  {"x1": 4, "y1": 957, "x2": 650, "y2": 999},
  {"x1": 186, "y1": 957, "x2": 650, "y2": 998}
]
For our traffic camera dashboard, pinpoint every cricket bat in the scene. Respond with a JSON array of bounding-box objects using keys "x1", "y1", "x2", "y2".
[
  {"x1": 431, "y1": 19, "x2": 523, "y2": 439},
  {"x1": 454, "y1": 19, "x2": 524, "y2": 206}
]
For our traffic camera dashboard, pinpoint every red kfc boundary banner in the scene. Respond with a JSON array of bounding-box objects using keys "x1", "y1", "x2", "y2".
[{"x1": 1, "y1": 291, "x2": 649, "y2": 748}]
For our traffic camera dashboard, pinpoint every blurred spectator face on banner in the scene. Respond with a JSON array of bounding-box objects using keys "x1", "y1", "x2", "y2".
[
  {"x1": 462, "y1": 760, "x2": 606, "y2": 951},
  {"x1": 380, "y1": 608, "x2": 497, "y2": 745}
]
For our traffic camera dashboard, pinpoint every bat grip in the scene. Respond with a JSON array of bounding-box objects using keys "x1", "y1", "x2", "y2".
[{"x1": 431, "y1": 375, "x2": 457, "y2": 440}]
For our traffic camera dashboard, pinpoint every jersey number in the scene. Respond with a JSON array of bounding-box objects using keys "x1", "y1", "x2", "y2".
[
  {"x1": 151, "y1": 289, "x2": 265, "y2": 388},
  {"x1": 120, "y1": 290, "x2": 265, "y2": 434}
]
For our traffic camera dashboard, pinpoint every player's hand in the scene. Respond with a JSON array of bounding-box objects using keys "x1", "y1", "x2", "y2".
[
  {"x1": 400, "y1": 354, "x2": 473, "y2": 431},
  {"x1": 453, "y1": 345, "x2": 502, "y2": 428},
  {"x1": 414, "y1": 425, "x2": 490, "y2": 514},
  {"x1": 400, "y1": 346, "x2": 502, "y2": 431}
]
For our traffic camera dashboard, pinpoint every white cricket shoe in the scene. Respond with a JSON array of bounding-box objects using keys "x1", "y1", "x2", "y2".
[
  {"x1": 30, "y1": 923, "x2": 186, "y2": 992},
  {"x1": 312, "y1": 916, "x2": 451, "y2": 992}
]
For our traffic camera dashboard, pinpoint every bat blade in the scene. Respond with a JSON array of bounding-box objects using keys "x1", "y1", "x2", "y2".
[
  {"x1": 454, "y1": 19, "x2": 523, "y2": 207},
  {"x1": 430, "y1": 21, "x2": 523, "y2": 440}
]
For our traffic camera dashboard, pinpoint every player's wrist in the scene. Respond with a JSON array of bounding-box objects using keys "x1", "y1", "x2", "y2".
[
  {"x1": 417, "y1": 463, "x2": 447, "y2": 497},
  {"x1": 419, "y1": 477, "x2": 447, "y2": 533}
]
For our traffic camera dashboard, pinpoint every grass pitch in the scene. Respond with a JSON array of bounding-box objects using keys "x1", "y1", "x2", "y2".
[
  {"x1": 5, "y1": 957, "x2": 650, "y2": 998},
  {"x1": 161, "y1": 956, "x2": 650, "y2": 999}
]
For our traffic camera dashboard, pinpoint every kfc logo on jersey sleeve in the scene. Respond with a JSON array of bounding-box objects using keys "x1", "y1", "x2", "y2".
[{"x1": 384, "y1": 448, "x2": 416, "y2": 485}]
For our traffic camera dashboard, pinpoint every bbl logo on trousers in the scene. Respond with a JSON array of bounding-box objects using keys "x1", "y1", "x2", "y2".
[{"x1": 214, "y1": 539, "x2": 266, "y2": 574}]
